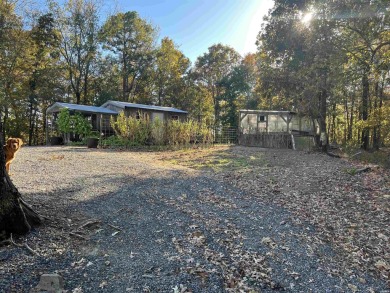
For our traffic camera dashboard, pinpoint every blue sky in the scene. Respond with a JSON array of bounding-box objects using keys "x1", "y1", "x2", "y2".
[
  {"x1": 110, "y1": 0, "x2": 274, "y2": 63},
  {"x1": 34, "y1": 0, "x2": 274, "y2": 64}
]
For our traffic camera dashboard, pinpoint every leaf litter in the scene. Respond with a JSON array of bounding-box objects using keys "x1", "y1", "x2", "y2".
[{"x1": 0, "y1": 145, "x2": 389, "y2": 292}]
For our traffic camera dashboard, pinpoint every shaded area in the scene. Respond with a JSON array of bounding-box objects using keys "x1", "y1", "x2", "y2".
[
  {"x1": 0, "y1": 125, "x2": 42, "y2": 238},
  {"x1": 0, "y1": 146, "x2": 388, "y2": 292}
]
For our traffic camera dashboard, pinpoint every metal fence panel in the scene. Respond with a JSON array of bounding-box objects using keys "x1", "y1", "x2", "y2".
[{"x1": 214, "y1": 127, "x2": 238, "y2": 144}]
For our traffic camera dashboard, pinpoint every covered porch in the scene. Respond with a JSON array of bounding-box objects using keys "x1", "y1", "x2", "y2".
[{"x1": 45, "y1": 102, "x2": 118, "y2": 145}]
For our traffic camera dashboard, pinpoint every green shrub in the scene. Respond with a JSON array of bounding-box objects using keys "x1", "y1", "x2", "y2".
[
  {"x1": 198, "y1": 122, "x2": 214, "y2": 145},
  {"x1": 150, "y1": 118, "x2": 165, "y2": 145},
  {"x1": 111, "y1": 112, "x2": 151, "y2": 146},
  {"x1": 101, "y1": 135, "x2": 130, "y2": 148},
  {"x1": 56, "y1": 108, "x2": 93, "y2": 143},
  {"x1": 110, "y1": 113, "x2": 213, "y2": 147},
  {"x1": 57, "y1": 108, "x2": 72, "y2": 134},
  {"x1": 73, "y1": 113, "x2": 92, "y2": 137}
]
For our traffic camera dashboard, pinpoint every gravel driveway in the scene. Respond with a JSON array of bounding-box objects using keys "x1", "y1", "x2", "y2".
[{"x1": 0, "y1": 146, "x2": 388, "y2": 292}]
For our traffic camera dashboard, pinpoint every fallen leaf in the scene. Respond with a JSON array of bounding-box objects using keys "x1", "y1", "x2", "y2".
[
  {"x1": 348, "y1": 283, "x2": 358, "y2": 292},
  {"x1": 374, "y1": 260, "x2": 390, "y2": 271},
  {"x1": 99, "y1": 281, "x2": 107, "y2": 288}
]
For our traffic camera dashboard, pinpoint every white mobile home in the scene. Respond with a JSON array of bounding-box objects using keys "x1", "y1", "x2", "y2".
[{"x1": 239, "y1": 110, "x2": 317, "y2": 149}]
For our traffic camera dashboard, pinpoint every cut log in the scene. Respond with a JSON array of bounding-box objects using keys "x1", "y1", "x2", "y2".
[
  {"x1": 326, "y1": 151, "x2": 341, "y2": 158},
  {"x1": 354, "y1": 167, "x2": 371, "y2": 174},
  {"x1": 0, "y1": 120, "x2": 42, "y2": 239}
]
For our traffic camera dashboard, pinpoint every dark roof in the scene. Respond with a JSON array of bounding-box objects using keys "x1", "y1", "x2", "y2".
[
  {"x1": 101, "y1": 100, "x2": 188, "y2": 114},
  {"x1": 240, "y1": 109, "x2": 297, "y2": 115},
  {"x1": 47, "y1": 102, "x2": 118, "y2": 115}
]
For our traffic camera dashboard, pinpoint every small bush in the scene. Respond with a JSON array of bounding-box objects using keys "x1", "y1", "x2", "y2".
[
  {"x1": 101, "y1": 135, "x2": 131, "y2": 148},
  {"x1": 344, "y1": 167, "x2": 357, "y2": 175}
]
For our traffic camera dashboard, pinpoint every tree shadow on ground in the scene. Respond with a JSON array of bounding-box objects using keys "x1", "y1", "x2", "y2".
[{"x1": 1, "y1": 168, "x2": 388, "y2": 292}]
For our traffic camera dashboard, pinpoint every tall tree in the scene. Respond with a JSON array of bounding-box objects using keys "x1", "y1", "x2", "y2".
[
  {"x1": 238, "y1": 54, "x2": 260, "y2": 110},
  {"x1": 257, "y1": 0, "x2": 389, "y2": 150},
  {"x1": 218, "y1": 55, "x2": 260, "y2": 127},
  {"x1": 257, "y1": 0, "x2": 338, "y2": 150},
  {"x1": 182, "y1": 70, "x2": 214, "y2": 125},
  {"x1": 194, "y1": 44, "x2": 241, "y2": 127},
  {"x1": 90, "y1": 54, "x2": 121, "y2": 105},
  {"x1": 51, "y1": 0, "x2": 100, "y2": 104},
  {"x1": 0, "y1": 0, "x2": 30, "y2": 139},
  {"x1": 153, "y1": 37, "x2": 190, "y2": 107},
  {"x1": 99, "y1": 11, "x2": 157, "y2": 102},
  {"x1": 330, "y1": 0, "x2": 390, "y2": 149},
  {"x1": 28, "y1": 13, "x2": 61, "y2": 145}
]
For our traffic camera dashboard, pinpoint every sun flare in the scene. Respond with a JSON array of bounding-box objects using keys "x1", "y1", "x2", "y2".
[{"x1": 301, "y1": 12, "x2": 314, "y2": 24}]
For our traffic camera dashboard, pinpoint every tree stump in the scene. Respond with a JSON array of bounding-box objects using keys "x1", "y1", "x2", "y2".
[{"x1": 0, "y1": 121, "x2": 42, "y2": 238}]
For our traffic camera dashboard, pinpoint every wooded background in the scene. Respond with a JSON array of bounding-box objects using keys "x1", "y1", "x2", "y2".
[{"x1": 0, "y1": 0, "x2": 389, "y2": 150}]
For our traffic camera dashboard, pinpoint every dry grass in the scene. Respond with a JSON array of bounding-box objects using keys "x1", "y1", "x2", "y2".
[{"x1": 156, "y1": 145, "x2": 267, "y2": 172}]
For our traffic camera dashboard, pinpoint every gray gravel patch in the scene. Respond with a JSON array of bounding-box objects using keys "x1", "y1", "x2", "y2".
[{"x1": 0, "y1": 146, "x2": 388, "y2": 292}]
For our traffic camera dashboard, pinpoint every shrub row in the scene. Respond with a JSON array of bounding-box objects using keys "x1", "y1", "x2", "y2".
[{"x1": 109, "y1": 112, "x2": 213, "y2": 146}]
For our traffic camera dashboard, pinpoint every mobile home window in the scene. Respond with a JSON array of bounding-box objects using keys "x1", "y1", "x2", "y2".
[
  {"x1": 171, "y1": 115, "x2": 179, "y2": 120},
  {"x1": 258, "y1": 115, "x2": 266, "y2": 122}
]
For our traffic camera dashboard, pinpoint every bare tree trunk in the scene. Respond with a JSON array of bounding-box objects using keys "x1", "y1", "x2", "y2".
[
  {"x1": 0, "y1": 116, "x2": 42, "y2": 238},
  {"x1": 83, "y1": 61, "x2": 91, "y2": 105},
  {"x1": 361, "y1": 72, "x2": 369, "y2": 150},
  {"x1": 214, "y1": 85, "x2": 221, "y2": 128},
  {"x1": 318, "y1": 89, "x2": 328, "y2": 152},
  {"x1": 372, "y1": 80, "x2": 384, "y2": 150},
  {"x1": 331, "y1": 102, "x2": 336, "y2": 143},
  {"x1": 2, "y1": 108, "x2": 8, "y2": 143},
  {"x1": 75, "y1": 91, "x2": 81, "y2": 105},
  {"x1": 28, "y1": 95, "x2": 37, "y2": 146},
  {"x1": 128, "y1": 76, "x2": 137, "y2": 102},
  {"x1": 344, "y1": 93, "x2": 348, "y2": 144},
  {"x1": 348, "y1": 94, "x2": 355, "y2": 141}
]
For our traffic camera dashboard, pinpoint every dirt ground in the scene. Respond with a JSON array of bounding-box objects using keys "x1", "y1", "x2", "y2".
[{"x1": 0, "y1": 145, "x2": 389, "y2": 292}]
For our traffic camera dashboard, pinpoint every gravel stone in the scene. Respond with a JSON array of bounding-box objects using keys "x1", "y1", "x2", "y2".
[{"x1": 0, "y1": 146, "x2": 388, "y2": 292}]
